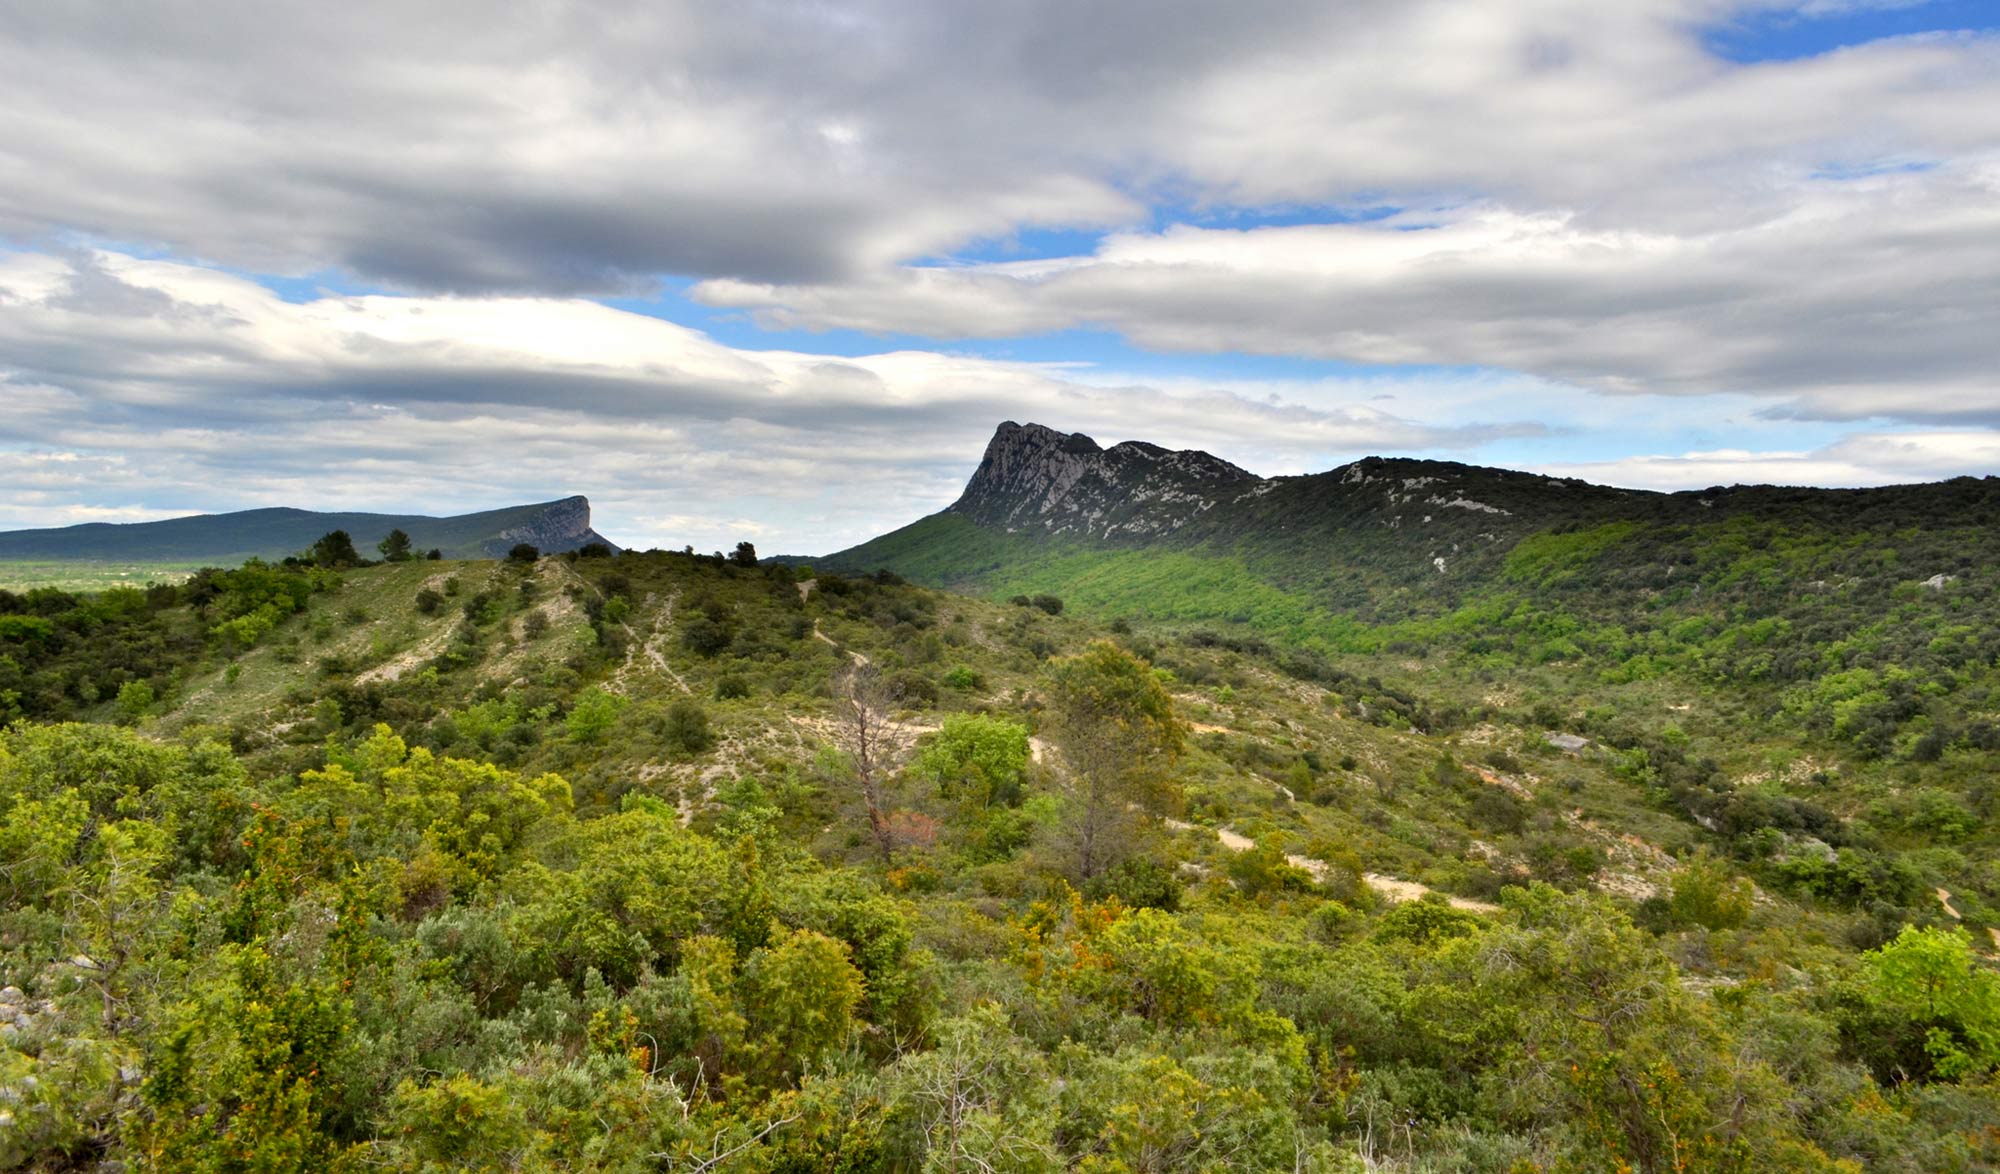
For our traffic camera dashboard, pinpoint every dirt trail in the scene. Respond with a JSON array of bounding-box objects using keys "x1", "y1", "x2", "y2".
[
  {"x1": 1938, "y1": 887, "x2": 1963, "y2": 920},
  {"x1": 632, "y1": 591, "x2": 692, "y2": 694},
  {"x1": 555, "y1": 563, "x2": 690, "y2": 696},
  {"x1": 1166, "y1": 818, "x2": 1500, "y2": 913},
  {"x1": 813, "y1": 620, "x2": 870, "y2": 666}
]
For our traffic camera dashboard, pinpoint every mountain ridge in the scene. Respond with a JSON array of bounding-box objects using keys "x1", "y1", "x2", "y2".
[
  {"x1": 837, "y1": 421, "x2": 1999, "y2": 584},
  {"x1": 819, "y1": 420, "x2": 2000, "y2": 651},
  {"x1": 0, "y1": 495, "x2": 619, "y2": 563}
]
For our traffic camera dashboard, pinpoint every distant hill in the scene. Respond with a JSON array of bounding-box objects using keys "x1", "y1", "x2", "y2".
[{"x1": 0, "y1": 496, "x2": 619, "y2": 564}]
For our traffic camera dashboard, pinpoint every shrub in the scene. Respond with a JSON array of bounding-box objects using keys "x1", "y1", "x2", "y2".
[
  {"x1": 662, "y1": 698, "x2": 714, "y2": 756},
  {"x1": 116, "y1": 680, "x2": 155, "y2": 721},
  {"x1": 681, "y1": 617, "x2": 729, "y2": 657},
  {"x1": 507, "y1": 543, "x2": 539, "y2": 564},
  {"x1": 886, "y1": 669, "x2": 939, "y2": 708},
  {"x1": 565, "y1": 687, "x2": 625, "y2": 743},
  {"x1": 715, "y1": 675, "x2": 750, "y2": 700},
  {"x1": 1666, "y1": 854, "x2": 1754, "y2": 931}
]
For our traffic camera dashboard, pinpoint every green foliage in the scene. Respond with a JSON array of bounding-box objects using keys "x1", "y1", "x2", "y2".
[
  {"x1": 307, "y1": 528, "x2": 363, "y2": 568},
  {"x1": 564, "y1": 685, "x2": 626, "y2": 744},
  {"x1": 1667, "y1": 852, "x2": 1755, "y2": 931},
  {"x1": 661, "y1": 697, "x2": 714, "y2": 755},
  {"x1": 1044, "y1": 641, "x2": 1184, "y2": 881},
  {"x1": 1856, "y1": 926, "x2": 2000, "y2": 1081},
  {"x1": 377, "y1": 528, "x2": 414, "y2": 563},
  {"x1": 739, "y1": 926, "x2": 864, "y2": 1082},
  {"x1": 115, "y1": 679, "x2": 154, "y2": 722},
  {"x1": 3, "y1": 540, "x2": 2000, "y2": 1169},
  {"x1": 913, "y1": 713, "x2": 1030, "y2": 807}
]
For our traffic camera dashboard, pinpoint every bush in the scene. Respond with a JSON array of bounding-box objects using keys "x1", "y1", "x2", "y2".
[
  {"x1": 1667, "y1": 854, "x2": 1754, "y2": 931},
  {"x1": 507, "y1": 543, "x2": 539, "y2": 564},
  {"x1": 715, "y1": 675, "x2": 750, "y2": 700},
  {"x1": 681, "y1": 617, "x2": 729, "y2": 657},
  {"x1": 565, "y1": 687, "x2": 625, "y2": 743},
  {"x1": 116, "y1": 680, "x2": 155, "y2": 721},
  {"x1": 415, "y1": 588, "x2": 444, "y2": 615},
  {"x1": 942, "y1": 665, "x2": 983, "y2": 690},
  {"x1": 885, "y1": 670, "x2": 939, "y2": 708},
  {"x1": 662, "y1": 698, "x2": 714, "y2": 755}
]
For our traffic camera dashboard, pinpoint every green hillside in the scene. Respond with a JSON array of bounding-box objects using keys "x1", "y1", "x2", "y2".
[
  {"x1": 0, "y1": 495, "x2": 617, "y2": 573},
  {"x1": 826, "y1": 432, "x2": 2000, "y2": 782},
  {"x1": 5, "y1": 545, "x2": 2000, "y2": 1168}
]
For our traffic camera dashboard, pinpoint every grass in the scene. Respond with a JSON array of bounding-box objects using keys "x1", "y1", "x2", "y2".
[{"x1": 0, "y1": 559, "x2": 205, "y2": 593}]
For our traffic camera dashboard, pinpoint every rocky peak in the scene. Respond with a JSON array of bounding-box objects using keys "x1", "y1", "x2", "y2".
[
  {"x1": 486, "y1": 496, "x2": 620, "y2": 556},
  {"x1": 948, "y1": 421, "x2": 1258, "y2": 538}
]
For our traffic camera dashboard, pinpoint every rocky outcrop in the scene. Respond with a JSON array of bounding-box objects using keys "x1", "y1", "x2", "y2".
[
  {"x1": 483, "y1": 496, "x2": 619, "y2": 557},
  {"x1": 948, "y1": 421, "x2": 1257, "y2": 539}
]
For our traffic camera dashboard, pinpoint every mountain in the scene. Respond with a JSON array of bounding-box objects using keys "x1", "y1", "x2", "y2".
[
  {"x1": 826, "y1": 420, "x2": 2000, "y2": 614},
  {"x1": 0, "y1": 495, "x2": 619, "y2": 564},
  {"x1": 825, "y1": 421, "x2": 2000, "y2": 762}
]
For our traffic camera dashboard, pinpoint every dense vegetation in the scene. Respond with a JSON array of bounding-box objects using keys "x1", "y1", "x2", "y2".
[{"x1": 5, "y1": 540, "x2": 2000, "y2": 1169}]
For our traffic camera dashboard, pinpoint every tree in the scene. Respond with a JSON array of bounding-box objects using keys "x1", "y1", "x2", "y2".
[
  {"x1": 1858, "y1": 925, "x2": 2000, "y2": 1081},
  {"x1": 377, "y1": 528, "x2": 414, "y2": 562},
  {"x1": 912, "y1": 713, "x2": 1030, "y2": 808},
  {"x1": 507, "y1": 543, "x2": 539, "y2": 564},
  {"x1": 730, "y1": 541, "x2": 758, "y2": 567},
  {"x1": 1042, "y1": 641, "x2": 1184, "y2": 881},
  {"x1": 834, "y1": 663, "x2": 900, "y2": 863},
  {"x1": 307, "y1": 529, "x2": 361, "y2": 568}
]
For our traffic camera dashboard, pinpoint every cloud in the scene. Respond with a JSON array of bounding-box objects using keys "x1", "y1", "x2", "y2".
[
  {"x1": 0, "y1": 249, "x2": 1556, "y2": 552},
  {"x1": 698, "y1": 161, "x2": 2000, "y2": 421},
  {"x1": 1534, "y1": 430, "x2": 2000, "y2": 489},
  {"x1": 1, "y1": 1, "x2": 1993, "y2": 298},
  {"x1": 1, "y1": 3, "x2": 1994, "y2": 544}
]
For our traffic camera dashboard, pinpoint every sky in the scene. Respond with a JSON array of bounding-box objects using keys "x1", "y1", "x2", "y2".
[{"x1": 0, "y1": 1, "x2": 1996, "y2": 555}]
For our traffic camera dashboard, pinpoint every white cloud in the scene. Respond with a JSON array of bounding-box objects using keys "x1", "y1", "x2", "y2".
[
  {"x1": 698, "y1": 163, "x2": 2000, "y2": 419},
  {"x1": 0, "y1": 1, "x2": 1993, "y2": 297},
  {"x1": 0, "y1": 2, "x2": 1994, "y2": 543},
  {"x1": 0, "y1": 250, "x2": 1559, "y2": 552},
  {"x1": 1535, "y1": 430, "x2": 2000, "y2": 489}
]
